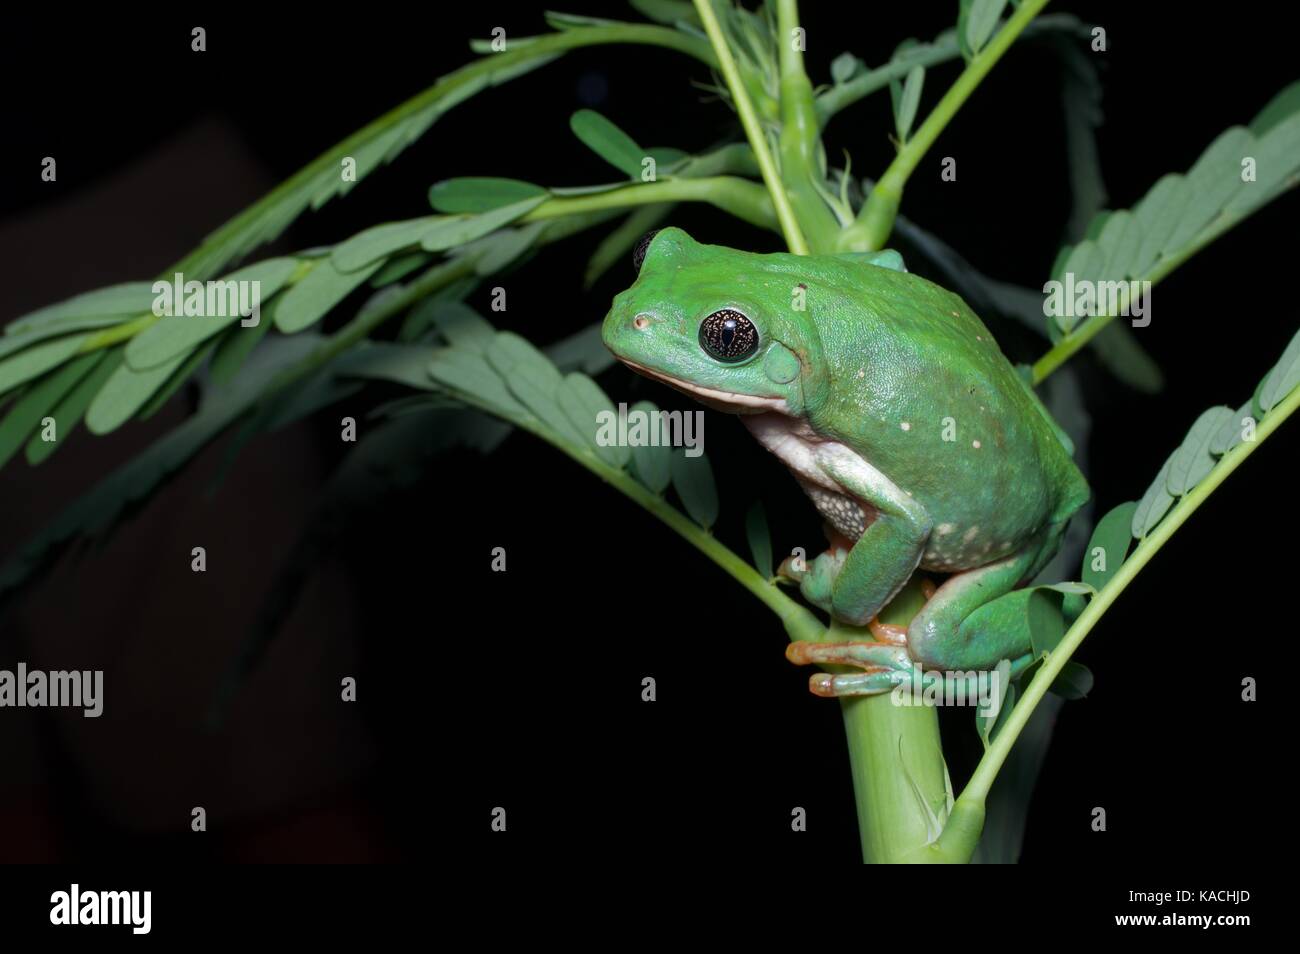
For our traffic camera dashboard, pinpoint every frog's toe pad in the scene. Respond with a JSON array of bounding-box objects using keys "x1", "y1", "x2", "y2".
[{"x1": 809, "y1": 670, "x2": 909, "y2": 697}]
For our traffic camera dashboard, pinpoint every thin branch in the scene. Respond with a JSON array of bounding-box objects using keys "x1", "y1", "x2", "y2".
[
  {"x1": 947, "y1": 379, "x2": 1300, "y2": 855},
  {"x1": 693, "y1": 0, "x2": 809, "y2": 254},
  {"x1": 844, "y1": 0, "x2": 1052, "y2": 251}
]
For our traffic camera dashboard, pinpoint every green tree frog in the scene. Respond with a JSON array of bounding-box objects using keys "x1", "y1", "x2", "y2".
[{"x1": 603, "y1": 228, "x2": 1089, "y2": 696}]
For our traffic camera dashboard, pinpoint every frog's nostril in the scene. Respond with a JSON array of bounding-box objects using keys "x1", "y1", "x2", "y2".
[{"x1": 633, "y1": 314, "x2": 651, "y2": 330}]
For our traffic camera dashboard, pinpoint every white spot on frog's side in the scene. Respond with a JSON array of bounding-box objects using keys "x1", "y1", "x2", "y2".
[
  {"x1": 963, "y1": 526, "x2": 980, "y2": 543},
  {"x1": 972, "y1": 440, "x2": 982, "y2": 449},
  {"x1": 900, "y1": 421, "x2": 911, "y2": 431},
  {"x1": 936, "y1": 522, "x2": 955, "y2": 535},
  {"x1": 857, "y1": 368, "x2": 866, "y2": 379}
]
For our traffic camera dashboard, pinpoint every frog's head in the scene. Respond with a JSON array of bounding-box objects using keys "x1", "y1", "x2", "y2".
[{"x1": 601, "y1": 227, "x2": 822, "y2": 417}]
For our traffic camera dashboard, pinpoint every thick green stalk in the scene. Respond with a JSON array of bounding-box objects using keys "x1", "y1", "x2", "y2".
[
  {"x1": 837, "y1": 581, "x2": 953, "y2": 863},
  {"x1": 774, "y1": 0, "x2": 840, "y2": 250},
  {"x1": 843, "y1": 0, "x2": 1052, "y2": 251}
]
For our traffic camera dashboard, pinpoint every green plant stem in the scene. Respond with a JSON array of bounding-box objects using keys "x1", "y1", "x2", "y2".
[
  {"x1": 844, "y1": 0, "x2": 1052, "y2": 251},
  {"x1": 837, "y1": 581, "x2": 955, "y2": 863},
  {"x1": 773, "y1": 0, "x2": 840, "y2": 251},
  {"x1": 171, "y1": 21, "x2": 716, "y2": 283},
  {"x1": 942, "y1": 380, "x2": 1300, "y2": 861},
  {"x1": 814, "y1": 14, "x2": 1084, "y2": 126},
  {"x1": 522, "y1": 176, "x2": 777, "y2": 231},
  {"x1": 1031, "y1": 186, "x2": 1298, "y2": 383},
  {"x1": 693, "y1": 0, "x2": 809, "y2": 254}
]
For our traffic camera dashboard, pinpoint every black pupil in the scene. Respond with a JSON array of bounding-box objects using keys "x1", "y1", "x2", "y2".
[{"x1": 700, "y1": 309, "x2": 758, "y2": 362}]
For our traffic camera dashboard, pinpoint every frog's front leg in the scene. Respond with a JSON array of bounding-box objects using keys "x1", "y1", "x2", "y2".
[
  {"x1": 800, "y1": 443, "x2": 933, "y2": 625},
  {"x1": 786, "y1": 538, "x2": 1051, "y2": 697}
]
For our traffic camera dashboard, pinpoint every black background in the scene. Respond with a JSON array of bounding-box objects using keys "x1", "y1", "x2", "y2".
[{"x1": 0, "y1": 0, "x2": 1292, "y2": 885}]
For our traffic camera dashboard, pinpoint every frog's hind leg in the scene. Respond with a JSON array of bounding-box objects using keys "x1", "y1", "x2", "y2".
[{"x1": 906, "y1": 541, "x2": 1047, "y2": 673}]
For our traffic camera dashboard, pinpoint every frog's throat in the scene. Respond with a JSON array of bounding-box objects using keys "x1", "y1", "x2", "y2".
[{"x1": 617, "y1": 359, "x2": 790, "y2": 415}]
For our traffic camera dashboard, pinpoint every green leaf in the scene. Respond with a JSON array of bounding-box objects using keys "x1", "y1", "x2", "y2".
[
  {"x1": 670, "y1": 448, "x2": 718, "y2": 529},
  {"x1": 474, "y1": 220, "x2": 548, "y2": 275},
  {"x1": 1210, "y1": 400, "x2": 1255, "y2": 456},
  {"x1": 1225, "y1": 112, "x2": 1300, "y2": 216},
  {"x1": 956, "y1": 0, "x2": 976, "y2": 61},
  {"x1": 1251, "y1": 80, "x2": 1300, "y2": 135},
  {"x1": 0, "y1": 353, "x2": 103, "y2": 467},
  {"x1": 428, "y1": 348, "x2": 528, "y2": 418},
  {"x1": 487, "y1": 332, "x2": 587, "y2": 445},
  {"x1": 5, "y1": 283, "x2": 156, "y2": 337},
  {"x1": 138, "y1": 339, "x2": 219, "y2": 420},
  {"x1": 1166, "y1": 127, "x2": 1254, "y2": 251},
  {"x1": 0, "y1": 334, "x2": 91, "y2": 394},
  {"x1": 209, "y1": 311, "x2": 277, "y2": 386},
  {"x1": 746, "y1": 501, "x2": 773, "y2": 579},
  {"x1": 25, "y1": 348, "x2": 124, "y2": 465},
  {"x1": 0, "y1": 336, "x2": 327, "y2": 599},
  {"x1": 1026, "y1": 587, "x2": 1066, "y2": 657},
  {"x1": 830, "y1": 52, "x2": 862, "y2": 84},
  {"x1": 427, "y1": 301, "x2": 496, "y2": 352},
  {"x1": 890, "y1": 65, "x2": 926, "y2": 143},
  {"x1": 332, "y1": 218, "x2": 443, "y2": 272},
  {"x1": 545, "y1": 322, "x2": 617, "y2": 376},
  {"x1": 557, "y1": 373, "x2": 628, "y2": 467},
  {"x1": 418, "y1": 197, "x2": 547, "y2": 252},
  {"x1": 628, "y1": 400, "x2": 671, "y2": 492},
  {"x1": 1081, "y1": 501, "x2": 1137, "y2": 593},
  {"x1": 545, "y1": 11, "x2": 619, "y2": 29},
  {"x1": 1167, "y1": 406, "x2": 1236, "y2": 495},
  {"x1": 1048, "y1": 660, "x2": 1093, "y2": 699},
  {"x1": 628, "y1": 0, "x2": 698, "y2": 26},
  {"x1": 169, "y1": 47, "x2": 562, "y2": 282},
  {"x1": 1088, "y1": 323, "x2": 1164, "y2": 394},
  {"x1": 570, "y1": 109, "x2": 646, "y2": 178},
  {"x1": 1260, "y1": 326, "x2": 1300, "y2": 412},
  {"x1": 369, "y1": 251, "x2": 433, "y2": 287},
  {"x1": 1132, "y1": 450, "x2": 1178, "y2": 538},
  {"x1": 428, "y1": 177, "x2": 548, "y2": 213},
  {"x1": 1055, "y1": 241, "x2": 1103, "y2": 333},
  {"x1": 273, "y1": 259, "x2": 384, "y2": 334},
  {"x1": 126, "y1": 258, "x2": 298, "y2": 370},
  {"x1": 965, "y1": 0, "x2": 1008, "y2": 54},
  {"x1": 1095, "y1": 210, "x2": 1140, "y2": 280},
  {"x1": 977, "y1": 679, "x2": 1016, "y2": 749},
  {"x1": 1132, "y1": 174, "x2": 1191, "y2": 277},
  {"x1": 85, "y1": 350, "x2": 190, "y2": 435}
]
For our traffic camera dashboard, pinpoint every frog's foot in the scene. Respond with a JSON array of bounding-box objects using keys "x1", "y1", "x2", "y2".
[
  {"x1": 777, "y1": 546, "x2": 849, "y2": 614},
  {"x1": 785, "y1": 640, "x2": 915, "y2": 697}
]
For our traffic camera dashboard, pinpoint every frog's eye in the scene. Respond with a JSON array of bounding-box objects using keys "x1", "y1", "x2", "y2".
[
  {"x1": 632, "y1": 229, "x2": 662, "y2": 274},
  {"x1": 699, "y1": 309, "x2": 759, "y2": 363}
]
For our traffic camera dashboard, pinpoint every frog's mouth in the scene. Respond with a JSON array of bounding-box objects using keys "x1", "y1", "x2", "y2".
[{"x1": 618, "y1": 359, "x2": 789, "y2": 415}]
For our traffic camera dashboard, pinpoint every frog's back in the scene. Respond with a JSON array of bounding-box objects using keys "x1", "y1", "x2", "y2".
[{"x1": 796, "y1": 259, "x2": 1088, "y2": 554}]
